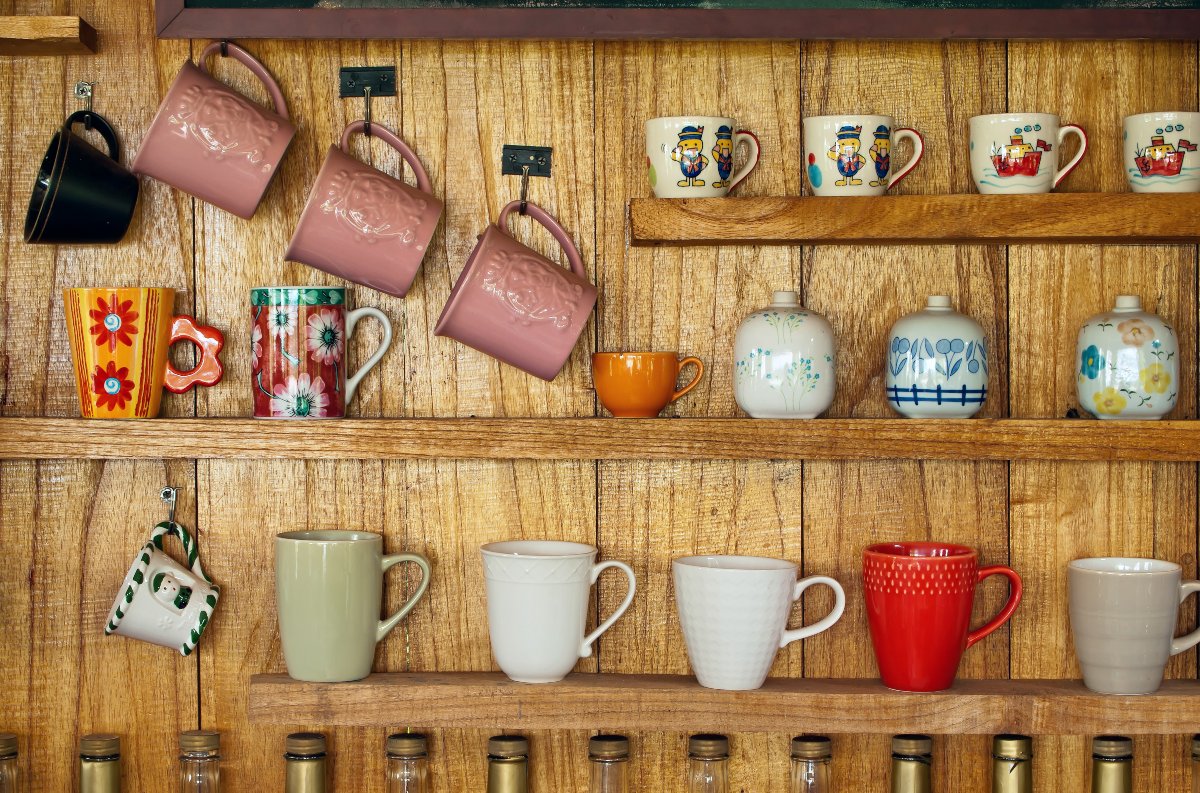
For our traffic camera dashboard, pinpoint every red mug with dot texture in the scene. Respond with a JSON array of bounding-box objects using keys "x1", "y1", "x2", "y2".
[{"x1": 863, "y1": 541, "x2": 1022, "y2": 692}]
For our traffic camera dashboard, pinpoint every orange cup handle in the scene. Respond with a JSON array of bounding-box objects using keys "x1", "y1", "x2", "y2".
[
  {"x1": 670, "y1": 356, "x2": 705, "y2": 403},
  {"x1": 965, "y1": 565, "x2": 1023, "y2": 648},
  {"x1": 163, "y1": 315, "x2": 225, "y2": 394}
]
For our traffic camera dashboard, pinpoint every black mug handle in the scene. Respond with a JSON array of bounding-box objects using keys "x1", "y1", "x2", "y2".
[{"x1": 63, "y1": 110, "x2": 120, "y2": 163}]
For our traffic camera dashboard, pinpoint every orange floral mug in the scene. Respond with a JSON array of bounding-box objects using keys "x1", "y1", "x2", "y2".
[
  {"x1": 592, "y1": 352, "x2": 704, "y2": 417},
  {"x1": 64, "y1": 288, "x2": 224, "y2": 418}
]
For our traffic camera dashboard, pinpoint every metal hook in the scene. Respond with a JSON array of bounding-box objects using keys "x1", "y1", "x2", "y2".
[
  {"x1": 363, "y1": 85, "x2": 372, "y2": 138},
  {"x1": 220, "y1": 39, "x2": 229, "y2": 57},
  {"x1": 519, "y1": 164, "x2": 530, "y2": 215},
  {"x1": 160, "y1": 486, "x2": 179, "y2": 525},
  {"x1": 75, "y1": 81, "x2": 94, "y2": 130}
]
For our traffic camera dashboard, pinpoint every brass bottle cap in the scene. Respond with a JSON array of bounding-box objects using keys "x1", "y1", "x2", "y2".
[
  {"x1": 0, "y1": 734, "x2": 16, "y2": 758},
  {"x1": 79, "y1": 735, "x2": 120, "y2": 758},
  {"x1": 1092, "y1": 736, "x2": 1132, "y2": 759},
  {"x1": 1193, "y1": 734, "x2": 1200, "y2": 759},
  {"x1": 286, "y1": 732, "x2": 327, "y2": 757},
  {"x1": 488, "y1": 736, "x2": 529, "y2": 758},
  {"x1": 387, "y1": 733, "x2": 428, "y2": 758},
  {"x1": 992, "y1": 734, "x2": 1032, "y2": 760},
  {"x1": 588, "y1": 735, "x2": 629, "y2": 760},
  {"x1": 791, "y1": 735, "x2": 832, "y2": 760},
  {"x1": 688, "y1": 734, "x2": 729, "y2": 760},
  {"x1": 891, "y1": 734, "x2": 932, "y2": 756},
  {"x1": 180, "y1": 730, "x2": 219, "y2": 753}
]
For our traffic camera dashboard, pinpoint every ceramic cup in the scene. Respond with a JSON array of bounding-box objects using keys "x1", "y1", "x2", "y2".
[
  {"x1": 969, "y1": 113, "x2": 1087, "y2": 194},
  {"x1": 481, "y1": 540, "x2": 636, "y2": 683},
  {"x1": 645, "y1": 116, "x2": 760, "y2": 198},
  {"x1": 1124, "y1": 111, "x2": 1200, "y2": 193},
  {"x1": 592, "y1": 352, "x2": 704, "y2": 418},
  {"x1": 1069, "y1": 558, "x2": 1200, "y2": 695},
  {"x1": 132, "y1": 41, "x2": 296, "y2": 219},
  {"x1": 105, "y1": 521, "x2": 219, "y2": 656},
  {"x1": 25, "y1": 110, "x2": 139, "y2": 245},
  {"x1": 435, "y1": 200, "x2": 596, "y2": 381},
  {"x1": 286, "y1": 120, "x2": 443, "y2": 298},
  {"x1": 251, "y1": 286, "x2": 392, "y2": 419},
  {"x1": 673, "y1": 555, "x2": 845, "y2": 691},
  {"x1": 275, "y1": 530, "x2": 431, "y2": 683},
  {"x1": 64, "y1": 287, "x2": 224, "y2": 419},
  {"x1": 803, "y1": 115, "x2": 924, "y2": 196},
  {"x1": 863, "y1": 541, "x2": 1022, "y2": 692}
]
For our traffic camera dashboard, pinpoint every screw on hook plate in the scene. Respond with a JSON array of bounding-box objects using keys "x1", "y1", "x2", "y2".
[
  {"x1": 160, "y1": 486, "x2": 179, "y2": 525},
  {"x1": 75, "y1": 81, "x2": 94, "y2": 129}
]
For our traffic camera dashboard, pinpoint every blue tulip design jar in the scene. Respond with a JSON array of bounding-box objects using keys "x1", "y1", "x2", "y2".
[{"x1": 885, "y1": 295, "x2": 988, "y2": 418}]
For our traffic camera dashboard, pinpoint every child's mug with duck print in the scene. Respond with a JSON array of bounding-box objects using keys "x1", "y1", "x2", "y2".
[
  {"x1": 804, "y1": 114, "x2": 925, "y2": 197},
  {"x1": 646, "y1": 116, "x2": 761, "y2": 198}
]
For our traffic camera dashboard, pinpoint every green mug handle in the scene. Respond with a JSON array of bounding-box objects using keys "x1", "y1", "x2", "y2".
[{"x1": 377, "y1": 552, "x2": 431, "y2": 643}]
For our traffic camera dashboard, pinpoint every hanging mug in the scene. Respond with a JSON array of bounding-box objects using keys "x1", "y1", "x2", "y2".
[
  {"x1": 435, "y1": 200, "x2": 596, "y2": 381},
  {"x1": 132, "y1": 41, "x2": 296, "y2": 219},
  {"x1": 286, "y1": 120, "x2": 443, "y2": 298},
  {"x1": 105, "y1": 521, "x2": 219, "y2": 656}
]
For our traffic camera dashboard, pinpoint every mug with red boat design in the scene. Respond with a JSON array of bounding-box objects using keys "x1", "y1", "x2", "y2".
[
  {"x1": 969, "y1": 113, "x2": 1087, "y2": 194},
  {"x1": 1124, "y1": 112, "x2": 1200, "y2": 193}
]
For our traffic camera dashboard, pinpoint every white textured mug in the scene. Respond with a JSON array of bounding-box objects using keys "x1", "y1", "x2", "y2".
[
  {"x1": 803, "y1": 114, "x2": 924, "y2": 196},
  {"x1": 673, "y1": 555, "x2": 846, "y2": 691},
  {"x1": 969, "y1": 113, "x2": 1087, "y2": 194},
  {"x1": 645, "y1": 116, "x2": 760, "y2": 198},
  {"x1": 1124, "y1": 111, "x2": 1200, "y2": 193},
  {"x1": 481, "y1": 540, "x2": 636, "y2": 683}
]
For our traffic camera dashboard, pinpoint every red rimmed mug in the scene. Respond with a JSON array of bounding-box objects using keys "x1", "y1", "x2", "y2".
[
  {"x1": 435, "y1": 200, "x2": 596, "y2": 381},
  {"x1": 863, "y1": 541, "x2": 1022, "y2": 692},
  {"x1": 286, "y1": 120, "x2": 443, "y2": 298},
  {"x1": 132, "y1": 41, "x2": 295, "y2": 219}
]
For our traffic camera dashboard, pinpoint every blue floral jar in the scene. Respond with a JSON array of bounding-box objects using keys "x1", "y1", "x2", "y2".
[{"x1": 885, "y1": 295, "x2": 988, "y2": 418}]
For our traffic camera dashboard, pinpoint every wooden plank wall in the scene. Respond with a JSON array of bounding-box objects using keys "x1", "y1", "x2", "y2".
[{"x1": 0, "y1": 1, "x2": 1197, "y2": 789}]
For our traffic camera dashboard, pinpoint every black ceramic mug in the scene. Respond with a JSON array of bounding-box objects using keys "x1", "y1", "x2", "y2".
[{"x1": 24, "y1": 110, "x2": 140, "y2": 245}]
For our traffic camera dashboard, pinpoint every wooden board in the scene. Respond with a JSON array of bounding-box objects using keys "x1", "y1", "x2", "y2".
[{"x1": 0, "y1": 15, "x2": 96, "y2": 55}]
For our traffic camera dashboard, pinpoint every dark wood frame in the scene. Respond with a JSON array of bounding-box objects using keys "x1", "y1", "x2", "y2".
[{"x1": 156, "y1": 2, "x2": 1199, "y2": 39}]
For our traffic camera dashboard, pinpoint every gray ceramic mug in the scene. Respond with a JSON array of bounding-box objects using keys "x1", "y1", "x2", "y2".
[
  {"x1": 275, "y1": 530, "x2": 430, "y2": 682},
  {"x1": 1068, "y1": 557, "x2": 1200, "y2": 695}
]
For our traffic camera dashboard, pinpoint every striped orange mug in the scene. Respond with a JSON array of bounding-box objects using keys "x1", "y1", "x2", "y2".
[{"x1": 64, "y1": 287, "x2": 224, "y2": 418}]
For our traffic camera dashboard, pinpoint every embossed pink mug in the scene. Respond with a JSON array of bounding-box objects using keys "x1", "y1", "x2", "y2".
[
  {"x1": 132, "y1": 41, "x2": 295, "y2": 219},
  {"x1": 435, "y1": 200, "x2": 596, "y2": 381},
  {"x1": 285, "y1": 121, "x2": 443, "y2": 298}
]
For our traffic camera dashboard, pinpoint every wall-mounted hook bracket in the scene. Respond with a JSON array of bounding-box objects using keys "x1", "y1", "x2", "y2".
[
  {"x1": 160, "y1": 486, "x2": 179, "y2": 525},
  {"x1": 74, "y1": 81, "x2": 94, "y2": 130},
  {"x1": 340, "y1": 66, "x2": 397, "y2": 138},
  {"x1": 502, "y1": 145, "x2": 552, "y2": 215}
]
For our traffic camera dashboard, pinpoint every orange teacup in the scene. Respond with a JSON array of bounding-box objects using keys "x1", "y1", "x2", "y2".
[{"x1": 592, "y1": 352, "x2": 704, "y2": 418}]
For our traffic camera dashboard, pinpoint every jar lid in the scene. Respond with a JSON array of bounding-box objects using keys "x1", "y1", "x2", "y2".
[
  {"x1": 772, "y1": 290, "x2": 800, "y2": 306},
  {"x1": 688, "y1": 734, "x2": 729, "y2": 759},
  {"x1": 286, "y1": 732, "x2": 327, "y2": 757},
  {"x1": 926, "y1": 295, "x2": 952, "y2": 309},
  {"x1": 0, "y1": 734, "x2": 16, "y2": 758},
  {"x1": 387, "y1": 733, "x2": 428, "y2": 758},
  {"x1": 588, "y1": 735, "x2": 629, "y2": 760},
  {"x1": 79, "y1": 734, "x2": 120, "y2": 757},
  {"x1": 1093, "y1": 736, "x2": 1132, "y2": 759},
  {"x1": 791, "y1": 735, "x2": 832, "y2": 760},
  {"x1": 488, "y1": 736, "x2": 529, "y2": 758},
  {"x1": 992, "y1": 734, "x2": 1032, "y2": 760},
  {"x1": 180, "y1": 730, "x2": 219, "y2": 753},
  {"x1": 892, "y1": 735, "x2": 932, "y2": 756},
  {"x1": 1114, "y1": 295, "x2": 1142, "y2": 311}
]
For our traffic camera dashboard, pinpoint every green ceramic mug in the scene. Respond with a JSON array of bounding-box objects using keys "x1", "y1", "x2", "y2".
[{"x1": 275, "y1": 530, "x2": 431, "y2": 682}]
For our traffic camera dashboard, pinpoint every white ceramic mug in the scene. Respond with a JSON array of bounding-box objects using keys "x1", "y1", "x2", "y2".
[
  {"x1": 673, "y1": 555, "x2": 845, "y2": 691},
  {"x1": 803, "y1": 114, "x2": 924, "y2": 196},
  {"x1": 481, "y1": 540, "x2": 636, "y2": 683},
  {"x1": 1123, "y1": 111, "x2": 1200, "y2": 193},
  {"x1": 969, "y1": 113, "x2": 1087, "y2": 194},
  {"x1": 645, "y1": 116, "x2": 760, "y2": 198}
]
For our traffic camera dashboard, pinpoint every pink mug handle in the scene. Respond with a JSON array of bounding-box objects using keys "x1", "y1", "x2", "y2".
[
  {"x1": 497, "y1": 200, "x2": 586, "y2": 281},
  {"x1": 340, "y1": 120, "x2": 433, "y2": 194},
  {"x1": 198, "y1": 41, "x2": 289, "y2": 121}
]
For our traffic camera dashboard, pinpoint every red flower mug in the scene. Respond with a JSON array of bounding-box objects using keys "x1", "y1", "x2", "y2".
[
  {"x1": 132, "y1": 41, "x2": 295, "y2": 219},
  {"x1": 863, "y1": 541, "x2": 1022, "y2": 692},
  {"x1": 286, "y1": 120, "x2": 443, "y2": 298}
]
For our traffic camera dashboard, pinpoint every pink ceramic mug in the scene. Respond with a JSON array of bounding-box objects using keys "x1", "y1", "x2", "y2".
[
  {"x1": 132, "y1": 41, "x2": 296, "y2": 219},
  {"x1": 435, "y1": 200, "x2": 596, "y2": 381},
  {"x1": 285, "y1": 120, "x2": 443, "y2": 298}
]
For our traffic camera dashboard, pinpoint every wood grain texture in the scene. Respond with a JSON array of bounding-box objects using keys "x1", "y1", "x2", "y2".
[{"x1": 0, "y1": 15, "x2": 95, "y2": 54}]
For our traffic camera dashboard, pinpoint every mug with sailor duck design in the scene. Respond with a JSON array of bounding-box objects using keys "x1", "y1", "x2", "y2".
[
  {"x1": 969, "y1": 113, "x2": 1087, "y2": 194},
  {"x1": 646, "y1": 116, "x2": 761, "y2": 198},
  {"x1": 804, "y1": 115, "x2": 924, "y2": 197}
]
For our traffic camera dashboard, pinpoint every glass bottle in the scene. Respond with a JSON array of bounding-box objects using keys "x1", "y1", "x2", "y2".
[
  {"x1": 588, "y1": 735, "x2": 629, "y2": 793},
  {"x1": 386, "y1": 733, "x2": 429, "y2": 793},
  {"x1": 790, "y1": 735, "x2": 832, "y2": 793},
  {"x1": 1192, "y1": 735, "x2": 1200, "y2": 793},
  {"x1": 180, "y1": 731, "x2": 220, "y2": 793},
  {"x1": 486, "y1": 736, "x2": 528, "y2": 793},
  {"x1": 1091, "y1": 736, "x2": 1132, "y2": 793},
  {"x1": 890, "y1": 735, "x2": 931, "y2": 793},
  {"x1": 285, "y1": 733, "x2": 327, "y2": 793},
  {"x1": 0, "y1": 733, "x2": 16, "y2": 793},
  {"x1": 80, "y1": 734, "x2": 120, "y2": 793},
  {"x1": 688, "y1": 734, "x2": 729, "y2": 793},
  {"x1": 992, "y1": 734, "x2": 1032, "y2": 793}
]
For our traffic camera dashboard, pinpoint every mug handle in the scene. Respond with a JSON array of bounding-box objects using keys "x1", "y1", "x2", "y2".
[
  {"x1": 965, "y1": 565, "x2": 1023, "y2": 648},
  {"x1": 149, "y1": 521, "x2": 215, "y2": 584},
  {"x1": 344, "y1": 307, "x2": 394, "y2": 405},
  {"x1": 1053, "y1": 124, "x2": 1088, "y2": 189},
  {"x1": 376, "y1": 552, "x2": 432, "y2": 643},
  {"x1": 579, "y1": 560, "x2": 637, "y2": 658},
  {"x1": 198, "y1": 41, "x2": 289, "y2": 121},
  {"x1": 340, "y1": 120, "x2": 433, "y2": 193},
  {"x1": 779, "y1": 575, "x2": 845, "y2": 647},
  {"x1": 669, "y1": 356, "x2": 705, "y2": 403},
  {"x1": 163, "y1": 315, "x2": 225, "y2": 394},
  {"x1": 1170, "y1": 579, "x2": 1200, "y2": 655},
  {"x1": 725, "y1": 129, "x2": 761, "y2": 194},
  {"x1": 498, "y1": 200, "x2": 587, "y2": 281},
  {"x1": 64, "y1": 110, "x2": 121, "y2": 163},
  {"x1": 886, "y1": 128, "x2": 925, "y2": 191}
]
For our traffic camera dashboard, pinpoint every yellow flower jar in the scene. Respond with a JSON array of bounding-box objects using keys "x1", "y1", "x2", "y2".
[{"x1": 1076, "y1": 295, "x2": 1179, "y2": 420}]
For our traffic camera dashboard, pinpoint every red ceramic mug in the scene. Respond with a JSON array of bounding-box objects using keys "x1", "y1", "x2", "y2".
[
  {"x1": 863, "y1": 541, "x2": 1022, "y2": 692},
  {"x1": 132, "y1": 41, "x2": 296, "y2": 219},
  {"x1": 285, "y1": 120, "x2": 443, "y2": 298}
]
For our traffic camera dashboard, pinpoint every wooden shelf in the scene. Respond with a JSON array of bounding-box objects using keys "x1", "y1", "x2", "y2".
[
  {"x1": 630, "y1": 194, "x2": 1200, "y2": 246},
  {"x1": 5, "y1": 417, "x2": 1200, "y2": 462},
  {"x1": 248, "y1": 672, "x2": 1200, "y2": 735},
  {"x1": 0, "y1": 16, "x2": 97, "y2": 55}
]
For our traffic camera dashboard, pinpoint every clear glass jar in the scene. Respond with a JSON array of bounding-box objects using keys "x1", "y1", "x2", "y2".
[
  {"x1": 80, "y1": 734, "x2": 121, "y2": 793},
  {"x1": 890, "y1": 735, "x2": 931, "y2": 793},
  {"x1": 386, "y1": 733, "x2": 429, "y2": 793},
  {"x1": 0, "y1": 733, "x2": 17, "y2": 793},
  {"x1": 285, "y1": 733, "x2": 327, "y2": 793},
  {"x1": 486, "y1": 736, "x2": 528, "y2": 793},
  {"x1": 588, "y1": 735, "x2": 629, "y2": 793},
  {"x1": 1091, "y1": 736, "x2": 1132, "y2": 793},
  {"x1": 790, "y1": 735, "x2": 832, "y2": 793},
  {"x1": 687, "y1": 734, "x2": 729, "y2": 793},
  {"x1": 179, "y1": 730, "x2": 220, "y2": 793}
]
